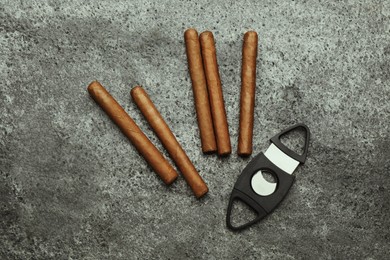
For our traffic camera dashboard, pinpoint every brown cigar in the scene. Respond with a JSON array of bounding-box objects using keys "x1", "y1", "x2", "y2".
[
  {"x1": 199, "y1": 31, "x2": 231, "y2": 156},
  {"x1": 184, "y1": 28, "x2": 217, "y2": 154},
  {"x1": 87, "y1": 81, "x2": 178, "y2": 185},
  {"x1": 130, "y1": 86, "x2": 208, "y2": 198},
  {"x1": 238, "y1": 31, "x2": 258, "y2": 157}
]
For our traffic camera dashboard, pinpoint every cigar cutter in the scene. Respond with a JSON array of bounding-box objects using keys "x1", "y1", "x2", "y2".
[{"x1": 226, "y1": 123, "x2": 310, "y2": 231}]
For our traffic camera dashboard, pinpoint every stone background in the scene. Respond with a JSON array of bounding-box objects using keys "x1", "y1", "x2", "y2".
[{"x1": 1, "y1": 0, "x2": 389, "y2": 259}]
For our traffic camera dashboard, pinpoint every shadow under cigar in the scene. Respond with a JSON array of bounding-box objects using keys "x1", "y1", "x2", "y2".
[
  {"x1": 219, "y1": 153, "x2": 231, "y2": 158},
  {"x1": 203, "y1": 150, "x2": 217, "y2": 155},
  {"x1": 195, "y1": 192, "x2": 210, "y2": 203},
  {"x1": 238, "y1": 153, "x2": 252, "y2": 159}
]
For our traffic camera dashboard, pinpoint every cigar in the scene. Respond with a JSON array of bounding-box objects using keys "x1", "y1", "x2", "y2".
[
  {"x1": 184, "y1": 28, "x2": 217, "y2": 154},
  {"x1": 199, "y1": 31, "x2": 231, "y2": 156},
  {"x1": 87, "y1": 81, "x2": 178, "y2": 185},
  {"x1": 238, "y1": 31, "x2": 258, "y2": 157},
  {"x1": 130, "y1": 86, "x2": 208, "y2": 198}
]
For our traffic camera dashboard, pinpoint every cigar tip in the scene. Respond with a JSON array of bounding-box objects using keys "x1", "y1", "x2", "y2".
[
  {"x1": 87, "y1": 80, "x2": 101, "y2": 91},
  {"x1": 184, "y1": 28, "x2": 198, "y2": 37},
  {"x1": 244, "y1": 31, "x2": 258, "y2": 40},
  {"x1": 130, "y1": 85, "x2": 143, "y2": 96},
  {"x1": 238, "y1": 145, "x2": 252, "y2": 157},
  {"x1": 164, "y1": 173, "x2": 178, "y2": 185},
  {"x1": 87, "y1": 81, "x2": 104, "y2": 95},
  {"x1": 245, "y1": 30, "x2": 257, "y2": 35},
  {"x1": 199, "y1": 31, "x2": 213, "y2": 39},
  {"x1": 195, "y1": 186, "x2": 209, "y2": 199}
]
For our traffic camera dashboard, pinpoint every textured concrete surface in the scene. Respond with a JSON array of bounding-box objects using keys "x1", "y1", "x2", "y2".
[{"x1": 1, "y1": 0, "x2": 389, "y2": 259}]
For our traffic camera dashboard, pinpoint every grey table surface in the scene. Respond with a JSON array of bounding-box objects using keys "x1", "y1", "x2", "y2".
[{"x1": 1, "y1": 1, "x2": 389, "y2": 259}]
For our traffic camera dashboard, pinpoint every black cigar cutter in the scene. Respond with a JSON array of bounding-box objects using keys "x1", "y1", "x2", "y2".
[{"x1": 226, "y1": 123, "x2": 310, "y2": 231}]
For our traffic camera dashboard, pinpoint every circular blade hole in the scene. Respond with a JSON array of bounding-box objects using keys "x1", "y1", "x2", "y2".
[
  {"x1": 262, "y1": 170, "x2": 276, "y2": 183},
  {"x1": 251, "y1": 170, "x2": 277, "y2": 196}
]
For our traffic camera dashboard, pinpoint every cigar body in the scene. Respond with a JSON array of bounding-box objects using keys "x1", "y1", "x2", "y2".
[
  {"x1": 238, "y1": 31, "x2": 258, "y2": 156},
  {"x1": 199, "y1": 31, "x2": 231, "y2": 156},
  {"x1": 131, "y1": 86, "x2": 208, "y2": 198},
  {"x1": 87, "y1": 81, "x2": 178, "y2": 185},
  {"x1": 184, "y1": 28, "x2": 217, "y2": 154}
]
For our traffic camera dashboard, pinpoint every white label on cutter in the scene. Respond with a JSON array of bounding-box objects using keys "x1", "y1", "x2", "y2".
[{"x1": 264, "y1": 144, "x2": 300, "y2": 174}]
